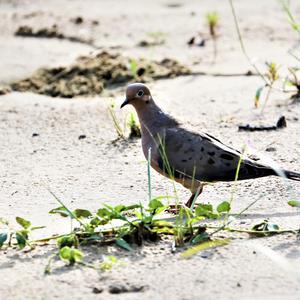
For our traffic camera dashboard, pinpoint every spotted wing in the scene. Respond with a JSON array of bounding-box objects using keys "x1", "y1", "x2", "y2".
[{"x1": 156, "y1": 127, "x2": 275, "y2": 182}]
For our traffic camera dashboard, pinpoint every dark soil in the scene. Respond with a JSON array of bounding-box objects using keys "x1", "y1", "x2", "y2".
[
  {"x1": 10, "y1": 51, "x2": 190, "y2": 98},
  {"x1": 15, "y1": 25, "x2": 94, "y2": 46}
]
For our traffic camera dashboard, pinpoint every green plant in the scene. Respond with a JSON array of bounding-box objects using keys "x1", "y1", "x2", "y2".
[
  {"x1": 280, "y1": 0, "x2": 300, "y2": 36},
  {"x1": 127, "y1": 112, "x2": 141, "y2": 138},
  {"x1": 253, "y1": 62, "x2": 280, "y2": 112},
  {"x1": 284, "y1": 67, "x2": 300, "y2": 101},
  {"x1": 107, "y1": 100, "x2": 125, "y2": 139},
  {"x1": 0, "y1": 216, "x2": 44, "y2": 250},
  {"x1": 206, "y1": 11, "x2": 219, "y2": 63},
  {"x1": 1, "y1": 143, "x2": 299, "y2": 270}
]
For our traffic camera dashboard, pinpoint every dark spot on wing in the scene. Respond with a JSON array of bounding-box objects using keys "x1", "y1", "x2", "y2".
[
  {"x1": 184, "y1": 148, "x2": 195, "y2": 154},
  {"x1": 181, "y1": 159, "x2": 187, "y2": 162},
  {"x1": 208, "y1": 158, "x2": 215, "y2": 165},
  {"x1": 208, "y1": 151, "x2": 215, "y2": 156},
  {"x1": 225, "y1": 162, "x2": 231, "y2": 167},
  {"x1": 201, "y1": 147, "x2": 204, "y2": 152},
  {"x1": 220, "y1": 153, "x2": 234, "y2": 160},
  {"x1": 187, "y1": 138, "x2": 192, "y2": 142},
  {"x1": 188, "y1": 157, "x2": 192, "y2": 160}
]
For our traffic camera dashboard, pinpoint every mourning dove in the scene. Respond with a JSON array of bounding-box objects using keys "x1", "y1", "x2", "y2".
[{"x1": 121, "y1": 83, "x2": 300, "y2": 208}]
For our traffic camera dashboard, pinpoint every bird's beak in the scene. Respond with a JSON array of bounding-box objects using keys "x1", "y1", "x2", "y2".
[{"x1": 120, "y1": 98, "x2": 129, "y2": 109}]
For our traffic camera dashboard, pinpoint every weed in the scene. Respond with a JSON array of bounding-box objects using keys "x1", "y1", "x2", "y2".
[
  {"x1": 127, "y1": 112, "x2": 141, "y2": 138},
  {"x1": 129, "y1": 59, "x2": 138, "y2": 80},
  {"x1": 107, "y1": 100, "x2": 125, "y2": 139},
  {"x1": 206, "y1": 11, "x2": 219, "y2": 63},
  {"x1": 1, "y1": 146, "x2": 298, "y2": 270},
  {"x1": 260, "y1": 62, "x2": 279, "y2": 113}
]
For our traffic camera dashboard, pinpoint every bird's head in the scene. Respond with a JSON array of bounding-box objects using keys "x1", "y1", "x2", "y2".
[{"x1": 120, "y1": 83, "x2": 153, "y2": 110}]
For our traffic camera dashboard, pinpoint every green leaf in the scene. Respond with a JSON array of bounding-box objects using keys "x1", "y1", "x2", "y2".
[
  {"x1": 191, "y1": 232, "x2": 210, "y2": 245},
  {"x1": 49, "y1": 206, "x2": 73, "y2": 218},
  {"x1": 90, "y1": 217, "x2": 104, "y2": 226},
  {"x1": 16, "y1": 217, "x2": 31, "y2": 229},
  {"x1": 254, "y1": 86, "x2": 264, "y2": 107},
  {"x1": 116, "y1": 238, "x2": 133, "y2": 251},
  {"x1": 130, "y1": 58, "x2": 138, "y2": 78},
  {"x1": 100, "y1": 255, "x2": 118, "y2": 271},
  {"x1": 97, "y1": 207, "x2": 113, "y2": 218},
  {"x1": 0, "y1": 232, "x2": 7, "y2": 247},
  {"x1": 73, "y1": 209, "x2": 92, "y2": 219},
  {"x1": 288, "y1": 200, "x2": 300, "y2": 208},
  {"x1": 251, "y1": 219, "x2": 280, "y2": 234},
  {"x1": 148, "y1": 199, "x2": 164, "y2": 211},
  {"x1": 217, "y1": 201, "x2": 231, "y2": 213},
  {"x1": 57, "y1": 235, "x2": 78, "y2": 249},
  {"x1": 31, "y1": 226, "x2": 46, "y2": 231},
  {"x1": 85, "y1": 234, "x2": 102, "y2": 242},
  {"x1": 252, "y1": 220, "x2": 268, "y2": 231},
  {"x1": 114, "y1": 204, "x2": 141, "y2": 213},
  {"x1": 181, "y1": 239, "x2": 230, "y2": 258},
  {"x1": 195, "y1": 203, "x2": 218, "y2": 219},
  {"x1": 16, "y1": 231, "x2": 27, "y2": 249},
  {"x1": 152, "y1": 226, "x2": 174, "y2": 234},
  {"x1": 59, "y1": 246, "x2": 83, "y2": 264}
]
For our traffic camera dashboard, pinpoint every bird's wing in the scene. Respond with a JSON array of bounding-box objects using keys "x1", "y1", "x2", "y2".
[{"x1": 156, "y1": 127, "x2": 274, "y2": 182}]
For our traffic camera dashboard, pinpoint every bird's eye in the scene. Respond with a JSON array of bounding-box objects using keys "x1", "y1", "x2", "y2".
[{"x1": 137, "y1": 90, "x2": 144, "y2": 97}]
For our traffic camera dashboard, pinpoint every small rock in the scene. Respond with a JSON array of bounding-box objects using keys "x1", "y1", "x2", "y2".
[
  {"x1": 265, "y1": 147, "x2": 276, "y2": 152},
  {"x1": 32, "y1": 133, "x2": 39, "y2": 137},
  {"x1": 108, "y1": 284, "x2": 128, "y2": 294},
  {"x1": 276, "y1": 116, "x2": 287, "y2": 128},
  {"x1": 237, "y1": 282, "x2": 241, "y2": 287},
  {"x1": 72, "y1": 16, "x2": 83, "y2": 24},
  {"x1": 92, "y1": 287, "x2": 103, "y2": 294},
  {"x1": 108, "y1": 283, "x2": 146, "y2": 294},
  {"x1": 78, "y1": 134, "x2": 86, "y2": 140}
]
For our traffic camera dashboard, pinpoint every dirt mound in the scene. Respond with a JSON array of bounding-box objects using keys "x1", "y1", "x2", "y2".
[
  {"x1": 10, "y1": 51, "x2": 190, "y2": 98},
  {"x1": 15, "y1": 24, "x2": 94, "y2": 45},
  {"x1": 15, "y1": 25, "x2": 65, "y2": 39}
]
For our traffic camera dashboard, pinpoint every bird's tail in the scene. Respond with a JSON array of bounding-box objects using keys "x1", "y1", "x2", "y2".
[{"x1": 284, "y1": 170, "x2": 300, "y2": 181}]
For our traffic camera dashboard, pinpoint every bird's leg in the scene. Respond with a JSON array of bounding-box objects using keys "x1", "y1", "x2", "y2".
[
  {"x1": 167, "y1": 186, "x2": 203, "y2": 214},
  {"x1": 185, "y1": 186, "x2": 203, "y2": 208}
]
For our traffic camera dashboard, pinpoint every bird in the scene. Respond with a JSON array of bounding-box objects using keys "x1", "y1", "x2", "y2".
[{"x1": 120, "y1": 83, "x2": 300, "y2": 208}]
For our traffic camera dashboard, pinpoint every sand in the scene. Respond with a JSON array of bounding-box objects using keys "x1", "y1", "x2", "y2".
[{"x1": 0, "y1": 0, "x2": 300, "y2": 299}]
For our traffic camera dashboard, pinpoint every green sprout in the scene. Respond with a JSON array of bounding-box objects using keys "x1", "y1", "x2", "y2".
[
  {"x1": 127, "y1": 112, "x2": 141, "y2": 138},
  {"x1": 260, "y1": 62, "x2": 280, "y2": 113},
  {"x1": 205, "y1": 11, "x2": 220, "y2": 63},
  {"x1": 107, "y1": 100, "x2": 125, "y2": 139}
]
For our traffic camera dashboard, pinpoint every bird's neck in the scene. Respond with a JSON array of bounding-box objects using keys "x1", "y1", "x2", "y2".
[{"x1": 136, "y1": 103, "x2": 174, "y2": 136}]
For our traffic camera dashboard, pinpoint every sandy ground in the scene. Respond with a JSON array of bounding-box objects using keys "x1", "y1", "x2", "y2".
[{"x1": 1, "y1": 0, "x2": 300, "y2": 299}]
